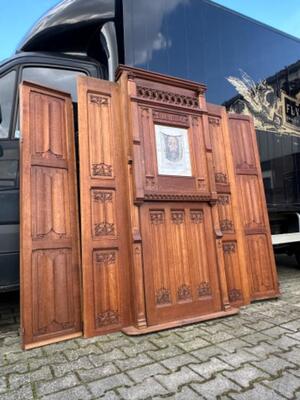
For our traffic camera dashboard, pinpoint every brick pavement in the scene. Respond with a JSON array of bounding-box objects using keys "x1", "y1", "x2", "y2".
[{"x1": 0, "y1": 255, "x2": 300, "y2": 399}]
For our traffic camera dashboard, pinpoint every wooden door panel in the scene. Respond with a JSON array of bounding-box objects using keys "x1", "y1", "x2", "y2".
[
  {"x1": 77, "y1": 76, "x2": 131, "y2": 337},
  {"x1": 141, "y1": 203, "x2": 221, "y2": 325},
  {"x1": 20, "y1": 82, "x2": 82, "y2": 349}
]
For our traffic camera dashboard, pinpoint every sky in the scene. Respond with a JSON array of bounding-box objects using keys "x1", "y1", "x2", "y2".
[{"x1": 0, "y1": 0, "x2": 300, "y2": 62}]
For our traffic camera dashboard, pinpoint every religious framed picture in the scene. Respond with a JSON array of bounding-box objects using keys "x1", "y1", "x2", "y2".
[{"x1": 154, "y1": 124, "x2": 192, "y2": 176}]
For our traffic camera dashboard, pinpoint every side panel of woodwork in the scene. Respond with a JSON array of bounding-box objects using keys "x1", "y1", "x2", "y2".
[
  {"x1": 208, "y1": 109, "x2": 249, "y2": 306},
  {"x1": 77, "y1": 76, "x2": 131, "y2": 337},
  {"x1": 20, "y1": 82, "x2": 81, "y2": 349},
  {"x1": 228, "y1": 115, "x2": 279, "y2": 300}
]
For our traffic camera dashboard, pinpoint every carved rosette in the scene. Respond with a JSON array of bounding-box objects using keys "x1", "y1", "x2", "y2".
[
  {"x1": 156, "y1": 287, "x2": 171, "y2": 305},
  {"x1": 92, "y1": 163, "x2": 112, "y2": 177},
  {"x1": 217, "y1": 195, "x2": 230, "y2": 205},
  {"x1": 150, "y1": 210, "x2": 164, "y2": 224},
  {"x1": 228, "y1": 288, "x2": 243, "y2": 302},
  {"x1": 220, "y1": 219, "x2": 234, "y2": 232},
  {"x1": 190, "y1": 210, "x2": 203, "y2": 224},
  {"x1": 197, "y1": 281, "x2": 212, "y2": 297},
  {"x1": 215, "y1": 172, "x2": 228, "y2": 184},
  {"x1": 171, "y1": 210, "x2": 184, "y2": 224},
  {"x1": 136, "y1": 86, "x2": 199, "y2": 108},
  {"x1": 223, "y1": 242, "x2": 236, "y2": 254},
  {"x1": 93, "y1": 191, "x2": 113, "y2": 203},
  {"x1": 96, "y1": 310, "x2": 119, "y2": 327},
  {"x1": 94, "y1": 222, "x2": 115, "y2": 236},
  {"x1": 145, "y1": 176, "x2": 156, "y2": 188},
  {"x1": 95, "y1": 251, "x2": 116, "y2": 265},
  {"x1": 208, "y1": 116, "x2": 220, "y2": 126},
  {"x1": 177, "y1": 284, "x2": 192, "y2": 301}
]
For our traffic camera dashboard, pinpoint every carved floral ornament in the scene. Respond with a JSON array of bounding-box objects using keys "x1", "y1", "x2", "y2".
[
  {"x1": 228, "y1": 288, "x2": 243, "y2": 302},
  {"x1": 92, "y1": 163, "x2": 112, "y2": 177},
  {"x1": 95, "y1": 251, "x2": 116, "y2": 265},
  {"x1": 208, "y1": 116, "x2": 220, "y2": 126},
  {"x1": 93, "y1": 191, "x2": 113, "y2": 203},
  {"x1": 171, "y1": 210, "x2": 184, "y2": 224},
  {"x1": 90, "y1": 95, "x2": 109, "y2": 105},
  {"x1": 96, "y1": 310, "x2": 119, "y2": 326},
  {"x1": 223, "y1": 242, "x2": 236, "y2": 254},
  {"x1": 190, "y1": 210, "x2": 203, "y2": 224},
  {"x1": 215, "y1": 172, "x2": 228, "y2": 184},
  {"x1": 136, "y1": 85, "x2": 199, "y2": 108},
  {"x1": 177, "y1": 284, "x2": 192, "y2": 301},
  {"x1": 220, "y1": 219, "x2": 234, "y2": 232},
  {"x1": 150, "y1": 210, "x2": 164, "y2": 224},
  {"x1": 156, "y1": 287, "x2": 171, "y2": 305},
  {"x1": 94, "y1": 222, "x2": 115, "y2": 236},
  {"x1": 197, "y1": 282, "x2": 212, "y2": 297},
  {"x1": 218, "y1": 195, "x2": 230, "y2": 205}
]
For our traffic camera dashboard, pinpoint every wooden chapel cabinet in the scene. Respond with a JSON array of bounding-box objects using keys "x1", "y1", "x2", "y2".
[{"x1": 115, "y1": 66, "x2": 239, "y2": 333}]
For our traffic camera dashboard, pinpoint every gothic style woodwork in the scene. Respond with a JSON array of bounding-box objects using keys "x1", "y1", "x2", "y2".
[
  {"x1": 77, "y1": 76, "x2": 131, "y2": 337},
  {"x1": 20, "y1": 82, "x2": 82, "y2": 349},
  {"x1": 228, "y1": 114, "x2": 279, "y2": 301}
]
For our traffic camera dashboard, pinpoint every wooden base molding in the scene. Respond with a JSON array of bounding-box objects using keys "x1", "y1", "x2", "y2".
[{"x1": 122, "y1": 308, "x2": 239, "y2": 336}]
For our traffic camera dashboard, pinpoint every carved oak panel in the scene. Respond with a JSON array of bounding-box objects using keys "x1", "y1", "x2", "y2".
[{"x1": 141, "y1": 203, "x2": 222, "y2": 325}]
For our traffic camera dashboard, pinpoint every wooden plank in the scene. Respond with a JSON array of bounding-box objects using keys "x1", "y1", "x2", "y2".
[
  {"x1": 77, "y1": 76, "x2": 131, "y2": 337},
  {"x1": 228, "y1": 114, "x2": 280, "y2": 300},
  {"x1": 20, "y1": 82, "x2": 82, "y2": 349}
]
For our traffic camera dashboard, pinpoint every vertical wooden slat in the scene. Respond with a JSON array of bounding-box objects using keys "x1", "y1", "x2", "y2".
[{"x1": 20, "y1": 82, "x2": 82, "y2": 349}]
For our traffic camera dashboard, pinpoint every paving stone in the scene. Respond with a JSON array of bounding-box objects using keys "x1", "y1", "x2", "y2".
[
  {"x1": 216, "y1": 338, "x2": 250, "y2": 353},
  {"x1": 89, "y1": 348, "x2": 126, "y2": 366},
  {"x1": 99, "y1": 390, "x2": 122, "y2": 399},
  {"x1": 287, "y1": 331, "x2": 300, "y2": 342},
  {"x1": 261, "y1": 326, "x2": 294, "y2": 338},
  {"x1": 8, "y1": 365, "x2": 53, "y2": 390},
  {"x1": 36, "y1": 373, "x2": 79, "y2": 397},
  {"x1": 281, "y1": 319, "x2": 300, "y2": 331},
  {"x1": 243, "y1": 332, "x2": 270, "y2": 345},
  {"x1": 192, "y1": 375, "x2": 241, "y2": 399},
  {"x1": 265, "y1": 334, "x2": 300, "y2": 351},
  {"x1": 244, "y1": 320, "x2": 275, "y2": 331},
  {"x1": 156, "y1": 366, "x2": 203, "y2": 392},
  {"x1": 118, "y1": 377, "x2": 167, "y2": 399},
  {"x1": 175, "y1": 327, "x2": 208, "y2": 341},
  {"x1": 223, "y1": 365, "x2": 270, "y2": 388},
  {"x1": 206, "y1": 331, "x2": 235, "y2": 344},
  {"x1": 5, "y1": 347, "x2": 43, "y2": 363},
  {"x1": 153, "y1": 385, "x2": 204, "y2": 399},
  {"x1": 77, "y1": 363, "x2": 119, "y2": 382},
  {"x1": 0, "y1": 361, "x2": 28, "y2": 376},
  {"x1": 64, "y1": 344, "x2": 102, "y2": 361},
  {"x1": 251, "y1": 354, "x2": 296, "y2": 376},
  {"x1": 161, "y1": 353, "x2": 199, "y2": 371},
  {"x1": 190, "y1": 357, "x2": 233, "y2": 379},
  {"x1": 243, "y1": 341, "x2": 279, "y2": 358},
  {"x1": 278, "y1": 347, "x2": 300, "y2": 365},
  {"x1": 263, "y1": 371, "x2": 300, "y2": 398},
  {"x1": 43, "y1": 340, "x2": 79, "y2": 355},
  {"x1": 0, "y1": 383, "x2": 34, "y2": 400},
  {"x1": 88, "y1": 373, "x2": 132, "y2": 397},
  {"x1": 177, "y1": 337, "x2": 210, "y2": 352},
  {"x1": 218, "y1": 349, "x2": 260, "y2": 368},
  {"x1": 192, "y1": 345, "x2": 229, "y2": 362},
  {"x1": 52, "y1": 356, "x2": 94, "y2": 377},
  {"x1": 28, "y1": 352, "x2": 68, "y2": 370},
  {"x1": 127, "y1": 362, "x2": 168, "y2": 383},
  {"x1": 99, "y1": 337, "x2": 133, "y2": 352},
  {"x1": 121, "y1": 341, "x2": 158, "y2": 357},
  {"x1": 229, "y1": 383, "x2": 286, "y2": 400},
  {"x1": 41, "y1": 385, "x2": 93, "y2": 400},
  {"x1": 146, "y1": 344, "x2": 184, "y2": 361},
  {"x1": 115, "y1": 353, "x2": 153, "y2": 370},
  {"x1": 0, "y1": 376, "x2": 7, "y2": 393}
]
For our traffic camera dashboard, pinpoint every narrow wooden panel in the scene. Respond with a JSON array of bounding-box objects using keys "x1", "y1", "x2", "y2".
[
  {"x1": 228, "y1": 114, "x2": 279, "y2": 300},
  {"x1": 20, "y1": 82, "x2": 81, "y2": 349},
  {"x1": 222, "y1": 242, "x2": 244, "y2": 305},
  {"x1": 77, "y1": 76, "x2": 131, "y2": 337},
  {"x1": 217, "y1": 194, "x2": 235, "y2": 234},
  {"x1": 141, "y1": 203, "x2": 222, "y2": 326}
]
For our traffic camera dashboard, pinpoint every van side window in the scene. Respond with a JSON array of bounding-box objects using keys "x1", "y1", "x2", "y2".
[{"x1": 0, "y1": 71, "x2": 16, "y2": 139}]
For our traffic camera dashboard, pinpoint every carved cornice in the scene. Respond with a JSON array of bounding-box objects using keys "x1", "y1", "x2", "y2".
[
  {"x1": 136, "y1": 85, "x2": 199, "y2": 109},
  {"x1": 152, "y1": 110, "x2": 189, "y2": 125},
  {"x1": 144, "y1": 193, "x2": 211, "y2": 202}
]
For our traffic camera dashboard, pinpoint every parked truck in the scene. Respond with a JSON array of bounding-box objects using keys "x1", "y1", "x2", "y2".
[{"x1": 0, "y1": 0, "x2": 299, "y2": 291}]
